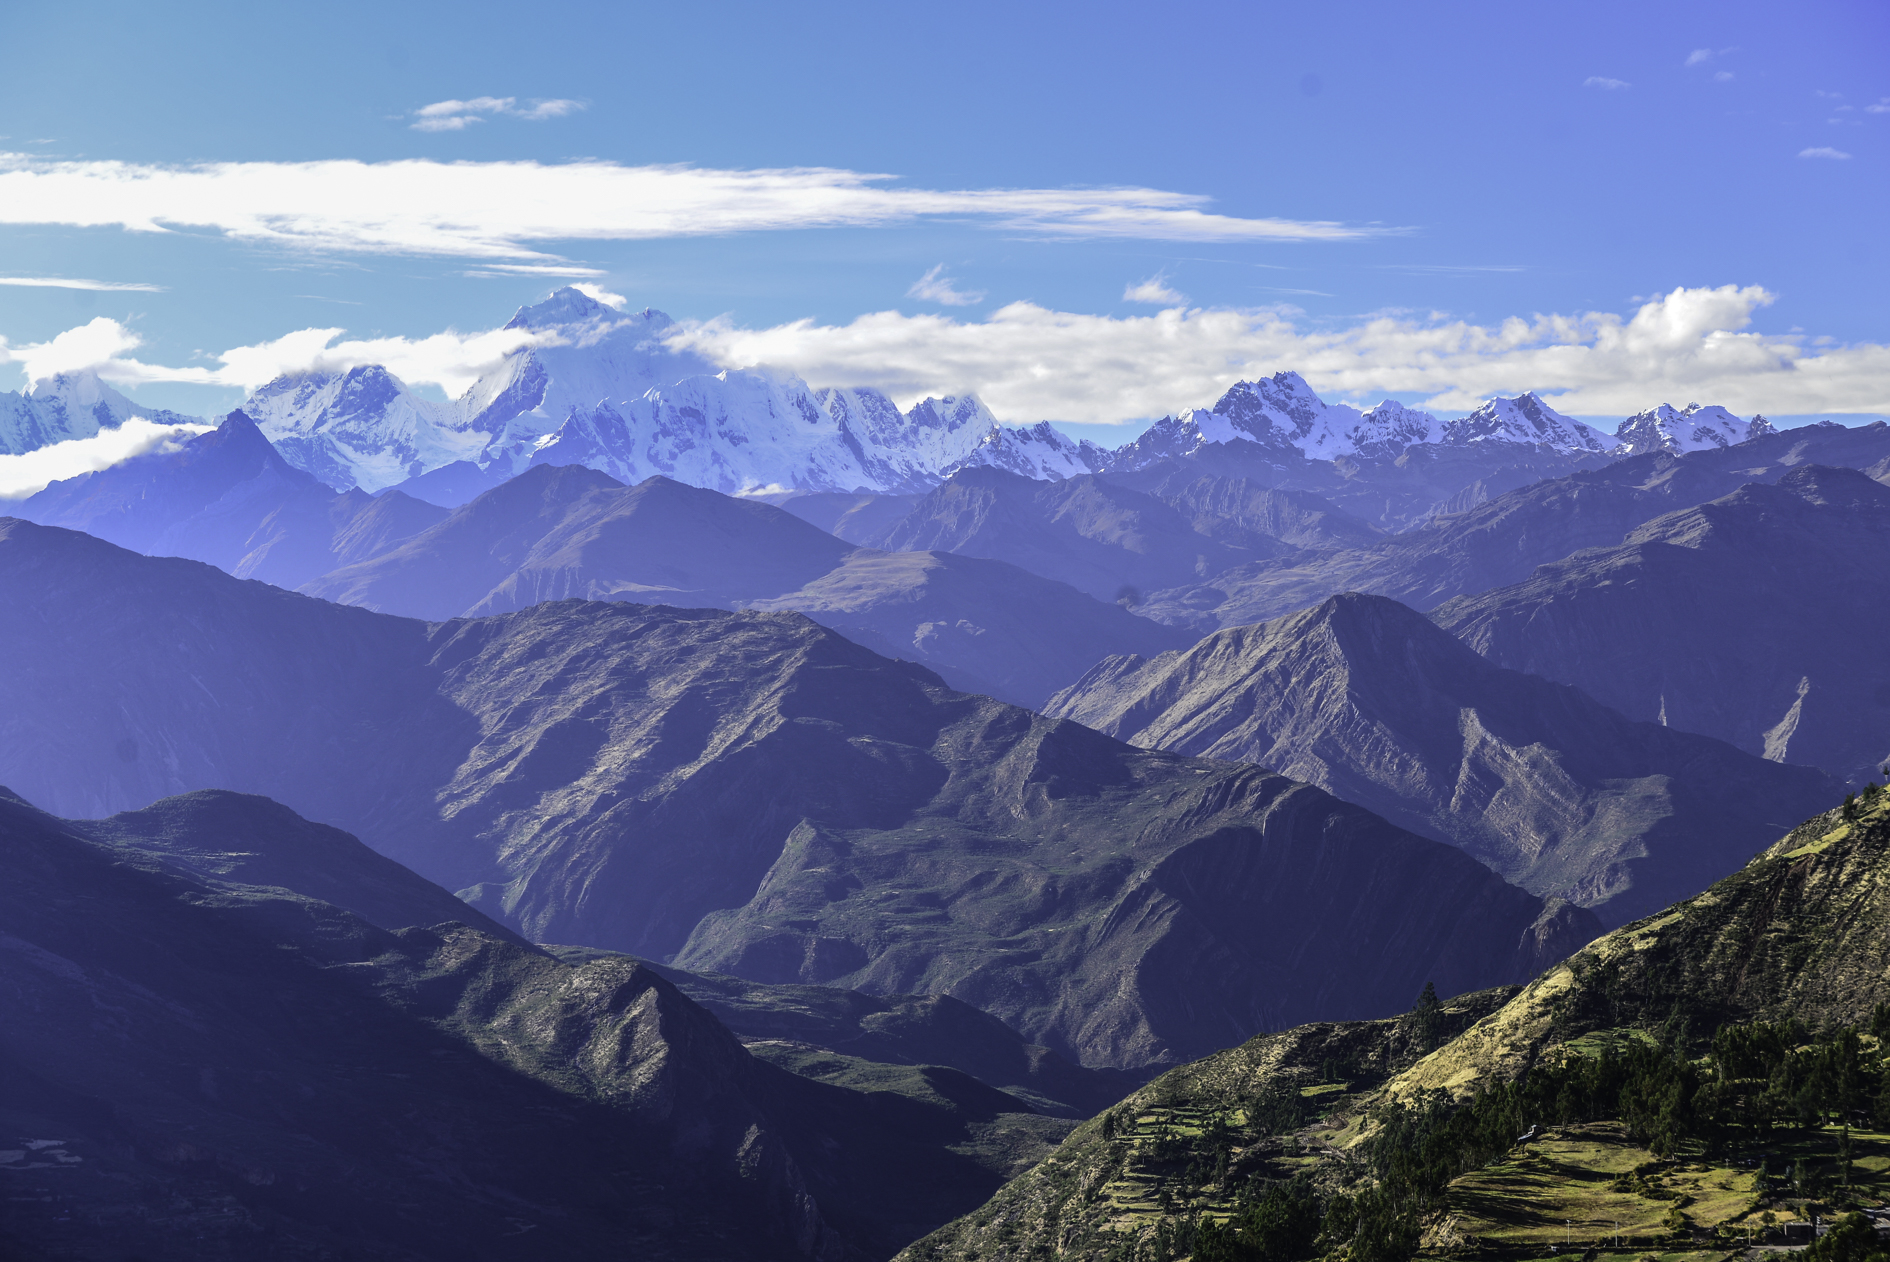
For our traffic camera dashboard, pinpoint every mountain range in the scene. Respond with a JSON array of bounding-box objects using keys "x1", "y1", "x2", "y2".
[{"x1": 0, "y1": 517, "x2": 1594, "y2": 1070}]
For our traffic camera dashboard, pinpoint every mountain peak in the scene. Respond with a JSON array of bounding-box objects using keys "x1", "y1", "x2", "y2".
[{"x1": 503, "y1": 287, "x2": 668, "y2": 332}]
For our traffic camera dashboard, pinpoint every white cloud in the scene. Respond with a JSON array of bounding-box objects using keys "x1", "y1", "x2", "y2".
[
  {"x1": 906, "y1": 265, "x2": 985, "y2": 307},
  {"x1": 1714, "y1": 71, "x2": 1734, "y2": 82},
  {"x1": 569, "y1": 282, "x2": 627, "y2": 309},
  {"x1": 0, "y1": 418, "x2": 214, "y2": 500},
  {"x1": 17, "y1": 284, "x2": 1884, "y2": 428},
  {"x1": 0, "y1": 275, "x2": 164, "y2": 292},
  {"x1": 1123, "y1": 273, "x2": 1187, "y2": 304},
  {"x1": 1800, "y1": 147, "x2": 1853, "y2": 160},
  {"x1": 411, "y1": 96, "x2": 585, "y2": 131},
  {"x1": 0, "y1": 153, "x2": 1387, "y2": 260},
  {"x1": 0, "y1": 316, "x2": 569, "y2": 397},
  {"x1": 1583, "y1": 76, "x2": 1630, "y2": 90},
  {"x1": 660, "y1": 284, "x2": 1890, "y2": 421},
  {"x1": 1685, "y1": 48, "x2": 1714, "y2": 66},
  {"x1": 1867, "y1": 98, "x2": 1890, "y2": 114}
]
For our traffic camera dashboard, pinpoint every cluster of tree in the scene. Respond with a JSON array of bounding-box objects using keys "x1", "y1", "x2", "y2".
[{"x1": 1136, "y1": 1005, "x2": 1890, "y2": 1262}]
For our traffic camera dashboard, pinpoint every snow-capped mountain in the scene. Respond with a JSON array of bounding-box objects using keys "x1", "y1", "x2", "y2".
[
  {"x1": 0, "y1": 370, "x2": 199, "y2": 456},
  {"x1": 946, "y1": 420, "x2": 1103, "y2": 481},
  {"x1": 1438, "y1": 392, "x2": 1613, "y2": 452},
  {"x1": 528, "y1": 367, "x2": 878, "y2": 494},
  {"x1": 243, "y1": 365, "x2": 485, "y2": 492},
  {"x1": 1612, "y1": 403, "x2": 1774, "y2": 456},
  {"x1": 1104, "y1": 376, "x2": 1608, "y2": 471}
]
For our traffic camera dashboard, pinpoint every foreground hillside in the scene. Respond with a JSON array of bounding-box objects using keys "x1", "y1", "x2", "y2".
[
  {"x1": 904, "y1": 786, "x2": 1890, "y2": 1261},
  {"x1": 0, "y1": 520, "x2": 1593, "y2": 1070}
]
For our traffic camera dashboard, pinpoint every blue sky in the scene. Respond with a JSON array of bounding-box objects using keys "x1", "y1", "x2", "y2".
[{"x1": 0, "y1": 0, "x2": 1884, "y2": 438}]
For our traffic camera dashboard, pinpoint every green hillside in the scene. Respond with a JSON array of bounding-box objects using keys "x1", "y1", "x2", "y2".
[{"x1": 902, "y1": 789, "x2": 1890, "y2": 1262}]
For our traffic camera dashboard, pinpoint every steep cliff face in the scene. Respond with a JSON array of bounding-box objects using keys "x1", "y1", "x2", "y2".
[
  {"x1": 1045, "y1": 593, "x2": 1843, "y2": 925},
  {"x1": 0, "y1": 522, "x2": 1594, "y2": 1071},
  {"x1": 1437, "y1": 465, "x2": 1890, "y2": 781}
]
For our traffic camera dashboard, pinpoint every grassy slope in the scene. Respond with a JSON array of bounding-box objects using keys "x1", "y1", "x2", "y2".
[{"x1": 901, "y1": 794, "x2": 1890, "y2": 1261}]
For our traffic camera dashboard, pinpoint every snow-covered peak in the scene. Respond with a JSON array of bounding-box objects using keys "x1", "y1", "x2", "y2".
[
  {"x1": 1442, "y1": 392, "x2": 1612, "y2": 453},
  {"x1": 243, "y1": 365, "x2": 481, "y2": 491},
  {"x1": 1, "y1": 369, "x2": 201, "y2": 456},
  {"x1": 1613, "y1": 402, "x2": 1772, "y2": 456},
  {"x1": 946, "y1": 421, "x2": 1101, "y2": 482},
  {"x1": 502, "y1": 286, "x2": 650, "y2": 332}
]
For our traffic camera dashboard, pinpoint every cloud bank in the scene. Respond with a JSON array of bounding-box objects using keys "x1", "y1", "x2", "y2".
[
  {"x1": 8, "y1": 286, "x2": 1884, "y2": 423},
  {"x1": 664, "y1": 285, "x2": 1890, "y2": 421},
  {"x1": 0, "y1": 153, "x2": 1383, "y2": 259},
  {"x1": 0, "y1": 417, "x2": 213, "y2": 500}
]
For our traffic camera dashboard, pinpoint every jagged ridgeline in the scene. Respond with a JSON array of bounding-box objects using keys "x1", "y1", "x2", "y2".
[{"x1": 902, "y1": 789, "x2": 1890, "y2": 1262}]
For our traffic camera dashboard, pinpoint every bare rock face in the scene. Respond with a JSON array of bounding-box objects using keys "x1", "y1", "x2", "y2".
[
  {"x1": 0, "y1": 521, "x2": 1594, "y2": 1071},
  {"x1": 1437, "y1": 464, "x2": 1890, "y2": 782},
  {"x1": 1045, "y1": 592, "x2": 1842, "y2": 926}
]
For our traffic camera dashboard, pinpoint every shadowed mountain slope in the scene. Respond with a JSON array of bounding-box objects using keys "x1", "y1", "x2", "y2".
[
  {"x1": 616, "y1": 958, "x2": 1135, "y2": 1119},
  {"x1": 0, "y1": 788, "x2": 846, "y2": 1261},
  {"x1": 1130, "y1": 421, "x2": 1890, "y2": 632},
  {"x1": 1437, "y1": 465, "x2": 1890, "y2": 781},
  {"x1": 0, "y1": 521, "x2": 1594, "y2": 1069},
  {"x1": 1045, "y1": 593, "x2": 1843, "y2": 926},
  {"x1": 17, "y1": 409, "x2": 447, "y2": 588},
  {"x1": 300, "y1": 465, "x2": 1184, "y2": 707}
]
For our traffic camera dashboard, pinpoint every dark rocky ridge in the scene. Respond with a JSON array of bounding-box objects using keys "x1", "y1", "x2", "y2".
[
  {"x1": 1437, "y1": 464, "x2": 1890, "y2": 781},
  {"x1": 1044, "y1": 592, "x2": 1843, "y2": 926},
  {"x1": 0, "y1": 519, "x2": 1596, "y2": 1069}
]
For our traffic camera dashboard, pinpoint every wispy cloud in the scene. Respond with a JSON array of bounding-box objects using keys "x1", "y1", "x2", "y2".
[
  {"x1": 0, "y1": 418, "x2": 213, "y2": 500},
  {"x1": 1583, "y1": 76, "x2": 1630, "y2": 91},
  {"x1": 1800, "y1": 146, "x2": 1853, "y2": 160},
  {"x1": 0, "y1": 153, "x2": 1392, "y2": 259},
  {"x1": 1867, "y1": 98, "x2": 1890, "y2": 114},
  {"x1": 464, "y1": 263, "x2": 608, "y2": 278},
  {"x1": 1123, "y1": 273, "x2": 1187, "y2": 305},
  {"x1": 1685, "y1": 48, "x2": 1714, "y2": 66},
  {"x1": 0, "y1": 275, "x2": 164, "y2": 292},
  {"x1": 660, "y1": 284, "x2": 1890, "y2": 421},
  {"x1": 906, "y1": 264, "x2": 985, "y2": 306},
  {"x1": 1714, "y1": 71, "x2": 1734, "y2": 82},
  {"x1": 411, "y1": 96, "x2": 585, "y2": 132}
]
